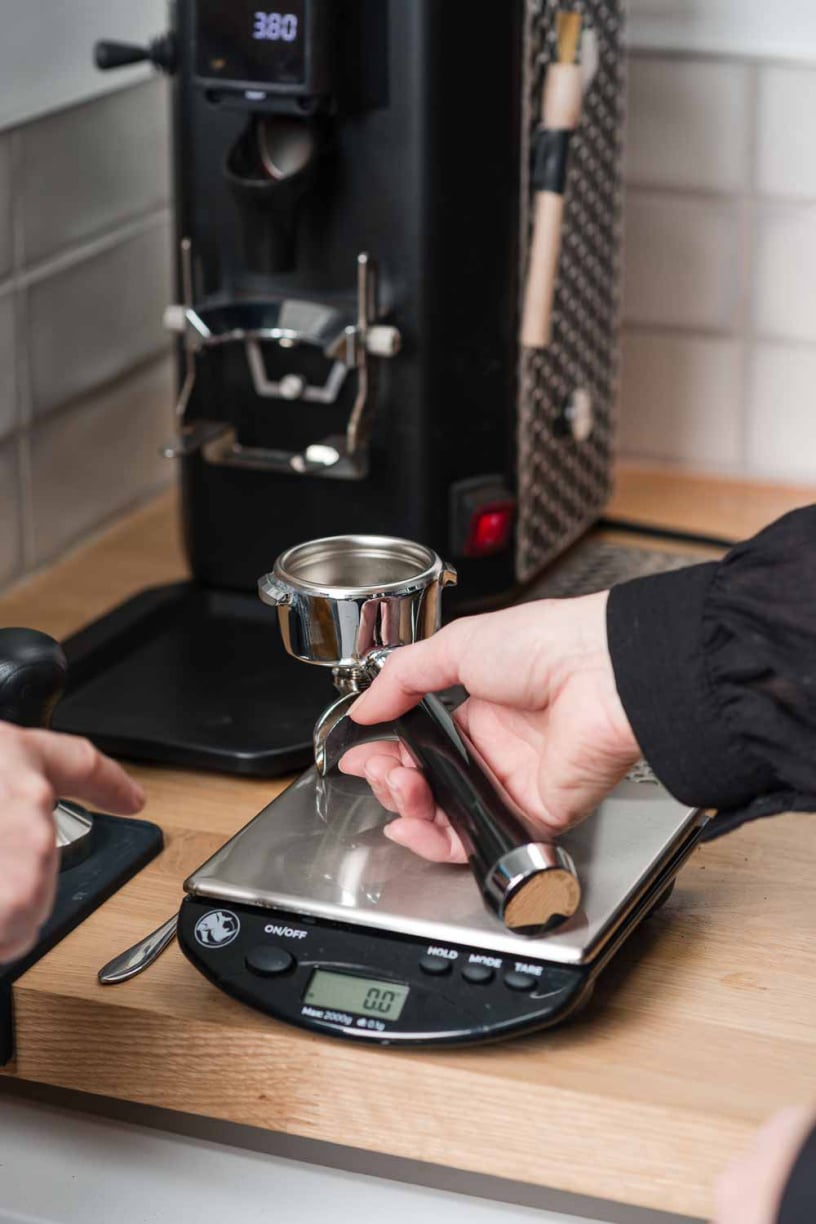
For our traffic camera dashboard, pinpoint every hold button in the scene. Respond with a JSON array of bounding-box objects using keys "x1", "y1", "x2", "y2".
[{"x1": 419, "y1": 954, "x2": 453, "y2": 977}]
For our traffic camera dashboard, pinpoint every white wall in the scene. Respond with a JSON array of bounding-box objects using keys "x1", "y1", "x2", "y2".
[
  {"x1": 0, "y1": 0, "x2": 166, "y2": 132},
  {"x1": 620, "y1": 51, "x2": 816, "y2": 483},
  {"x1": 629, "y1": 0, "x2": 816, "y2": 61}
]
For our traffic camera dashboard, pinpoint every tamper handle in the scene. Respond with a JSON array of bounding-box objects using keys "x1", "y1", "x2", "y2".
[
  {"x1": 0, "y1": 629, "x2": 68, "y2": 729},
  {"x1": 392, "y1": 696, "x2": 581, "y2": 934},
  {"x1": 316, "y1": 661, "x2": 582, "y2": 934}
]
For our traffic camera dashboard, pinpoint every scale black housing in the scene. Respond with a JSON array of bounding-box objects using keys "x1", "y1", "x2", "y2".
[
  {"x1": 176, "y1": 768, "x2": 701, "y2": 1048},
  {"x1": 65, "y1": 1, "x2": 625, "y2": 776},
  {"x1": 177, "y1": 858, "x2": 681, "y2": 1049}
]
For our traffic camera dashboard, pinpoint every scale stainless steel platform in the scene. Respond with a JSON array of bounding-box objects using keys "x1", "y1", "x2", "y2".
[{"x1": 178, "y1": 766, "x2": 706, "y2": 1047}]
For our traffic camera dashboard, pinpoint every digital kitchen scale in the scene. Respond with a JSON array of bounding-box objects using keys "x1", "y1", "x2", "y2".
[{"x1": 179, "y1": 767, "x2": 706, "y2": 1046}]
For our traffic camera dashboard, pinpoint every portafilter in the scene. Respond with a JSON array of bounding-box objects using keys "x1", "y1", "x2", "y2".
[{"x1": 259, "y1": 535, "x2": 581, "y2": 935}]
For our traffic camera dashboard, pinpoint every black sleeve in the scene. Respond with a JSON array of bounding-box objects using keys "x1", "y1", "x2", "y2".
[
  {"x1": 607, "y1": 507, "x2": 816, "y2": 837},
  {"x1": 778, "y1": 1124, "x2": 816, "y2": 1224}
]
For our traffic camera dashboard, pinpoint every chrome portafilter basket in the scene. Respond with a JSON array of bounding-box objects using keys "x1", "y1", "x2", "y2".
[{"x1": 259, "y1": 535, "x2": 581, "y2": 935}]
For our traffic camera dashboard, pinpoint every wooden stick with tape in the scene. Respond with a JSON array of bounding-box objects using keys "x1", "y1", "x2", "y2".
[{"x1": 521, "y1": 12, "x2": 586, "y2": 351}]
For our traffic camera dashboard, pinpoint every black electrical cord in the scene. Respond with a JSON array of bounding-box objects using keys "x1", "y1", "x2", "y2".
[{"x1": 597, "y1": 517, "x2": 737, "y2": 553}]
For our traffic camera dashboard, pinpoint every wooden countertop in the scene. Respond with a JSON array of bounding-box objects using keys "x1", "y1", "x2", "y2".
[{"x1": 2, "y1": 467, "x2": 816, "y2": 1220}]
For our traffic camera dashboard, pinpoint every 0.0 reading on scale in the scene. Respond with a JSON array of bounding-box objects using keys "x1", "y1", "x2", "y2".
[
  {"x1": 304, "y1": 970, "x2": 410, "y2": 1023},
  {"x1": 253, "y1": 11, "x2": 299, "y2": 42}
]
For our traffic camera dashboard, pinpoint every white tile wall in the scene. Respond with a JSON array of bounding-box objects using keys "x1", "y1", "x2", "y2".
[
  {"x1": 620, "y1": 53, "x2": 816, "y2": 484},
  {"x1": 752, "y1": 205, "x2": 816, "y2": 342},
  {"x1": 26, "y1": 215, "x2": 172, "y2": 418},
  {"x1": 625, "y1": 59, "x2": 752, "y2": 193},
  {"x1": 756, "y1": 67, "x2": 816, "y2": 200},
  {"x1": 0, "y1": 77, "x2": 172, "y2": 592},
  {"x1": 0, "y1": 135, "x2": 13, "y2": 282},
  {"x1": 0, "y1": 438, "x2": 21, "y2": 586},
  {"x1": 0, "y1": 289, "x2": 17, "y2": 442},
  {"x1": 620, "y1": 333, "x2": 743, "y2": 468},
  {"x1": 29, "y1": 356, "x2": 173, "y2": 566},
  {"x1": 627, "y1": 0, "x2": 816, "y2": 60},
  {"x1": 746, "y1": 344, "x2": 816, "y2": 480},
  {"x1": 18, "y1": 79, "x2": 171, "y2": 266},
  {"x1": 623, "y1": 193, "x2": 743, "y2": 331}
]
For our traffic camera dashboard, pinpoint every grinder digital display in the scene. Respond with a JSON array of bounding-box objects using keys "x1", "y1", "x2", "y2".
[{"x1": 196, "y1": 0, "x2": 308, "y2": 86}]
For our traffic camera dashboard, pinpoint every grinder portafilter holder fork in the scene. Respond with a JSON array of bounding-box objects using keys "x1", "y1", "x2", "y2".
[{"x1": 259, "y1": 536, "x2": 582, "y2": 935}]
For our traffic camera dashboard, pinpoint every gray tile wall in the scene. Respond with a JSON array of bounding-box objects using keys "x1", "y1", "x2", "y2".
[{"x1": 0, "y1": 77, "x2": 174, "y2": 592}]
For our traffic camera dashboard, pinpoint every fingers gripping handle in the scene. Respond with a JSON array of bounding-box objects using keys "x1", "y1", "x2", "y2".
[
  {"x1": 318, "y1": 672, "x2": 582, "y2": 935},
  {"x1": 393, "y1": 696, "x2": 581, "y2": 934}
]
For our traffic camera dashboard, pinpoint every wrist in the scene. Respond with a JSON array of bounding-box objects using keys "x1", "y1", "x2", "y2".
[{"x1": 546, "y1": 590, "x2": 640, "y2": 761}]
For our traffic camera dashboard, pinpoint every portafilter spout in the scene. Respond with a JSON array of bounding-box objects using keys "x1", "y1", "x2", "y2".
[{"x1": 259, "y1": 535, "x2": 582, "y2": 935}]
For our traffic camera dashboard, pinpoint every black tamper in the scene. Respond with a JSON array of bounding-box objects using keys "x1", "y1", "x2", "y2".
[{"x1": 0, "y1": 628, "x2": 94, "y2": 869}]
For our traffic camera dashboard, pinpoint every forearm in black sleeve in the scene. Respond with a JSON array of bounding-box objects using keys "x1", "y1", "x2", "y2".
[
  {"x1": 778, "y1": 1124, "x2": 816, "y2": 1224},
  {"x1": 606, "y1": 506, "x2": 816, "y2": 837}
]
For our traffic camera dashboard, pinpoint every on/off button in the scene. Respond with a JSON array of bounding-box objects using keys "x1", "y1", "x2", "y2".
[{"x1": 245, "y1": 946, "x2": 295, "y2": 977}]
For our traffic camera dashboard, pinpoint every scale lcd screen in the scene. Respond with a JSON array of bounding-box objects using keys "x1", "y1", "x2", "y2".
[
  {"x1": 304, "y1": 970, "x2": 410, "y2": 1022},
  {"x1": 196, "y1": 0, "x2": 307, "y2": 86}
]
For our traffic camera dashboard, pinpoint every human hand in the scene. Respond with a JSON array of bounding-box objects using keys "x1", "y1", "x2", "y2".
[
  {"x1": 0, "y1": 723, "x2": 145, "y2": 962},
  {"x1": 340, "y1": 591, "x2": 641, "y2": 863},
  {"x1": 713, "y1": 1106, "x2": 816, "y2": 1224}
]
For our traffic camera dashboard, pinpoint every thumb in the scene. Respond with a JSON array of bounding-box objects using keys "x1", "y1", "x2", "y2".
[{"x1": 350, "y1": 621, "x2": 474, "y2": 725}]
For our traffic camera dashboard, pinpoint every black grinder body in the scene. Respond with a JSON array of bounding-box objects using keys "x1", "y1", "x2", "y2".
[{"x1": 169, "y1": 0, "x2": 621, "y2": 606}]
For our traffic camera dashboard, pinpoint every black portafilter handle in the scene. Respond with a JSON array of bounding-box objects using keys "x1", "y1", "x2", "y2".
[
  {"x1": 0, "y1": 629, "x2": 68, "y2": 730},
  {"x1": 390, "y1": 695, "x2": 582, "y2": 935}
]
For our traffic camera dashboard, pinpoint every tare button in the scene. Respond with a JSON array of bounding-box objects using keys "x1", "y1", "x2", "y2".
[{"x1": 504, "y1": 970, "x2": 537, "y2": 993}]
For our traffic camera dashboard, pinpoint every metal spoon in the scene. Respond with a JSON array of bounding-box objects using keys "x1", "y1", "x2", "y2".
[{"x1": 98, "y1": 914, "x2": 178, "y2": 985}]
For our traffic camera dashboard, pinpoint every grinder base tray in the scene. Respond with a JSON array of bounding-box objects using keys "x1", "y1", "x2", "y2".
[{"x1": 53, "y1": 582, "x2": 327, "y2": 777}]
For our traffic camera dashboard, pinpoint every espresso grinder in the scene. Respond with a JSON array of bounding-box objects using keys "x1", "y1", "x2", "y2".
[
  {"x1": 58, "y1": 0, "x2": 626, "y2": 777},
  {"x1": 100, "y1": 536, "x2": 706, "y2": 1047}
]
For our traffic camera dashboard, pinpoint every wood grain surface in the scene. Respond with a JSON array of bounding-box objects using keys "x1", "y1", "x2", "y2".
[
  {"x1": 1, "y1": 471, "x2": 815, "y2": 1219},
  {"x1": 609, "y1": 464, "x2": 816, "y2": 544}
]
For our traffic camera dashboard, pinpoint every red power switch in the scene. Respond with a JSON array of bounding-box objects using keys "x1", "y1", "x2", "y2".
[{"x1": 464, "y1": 501, "x2": 516, "y2": 559}]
